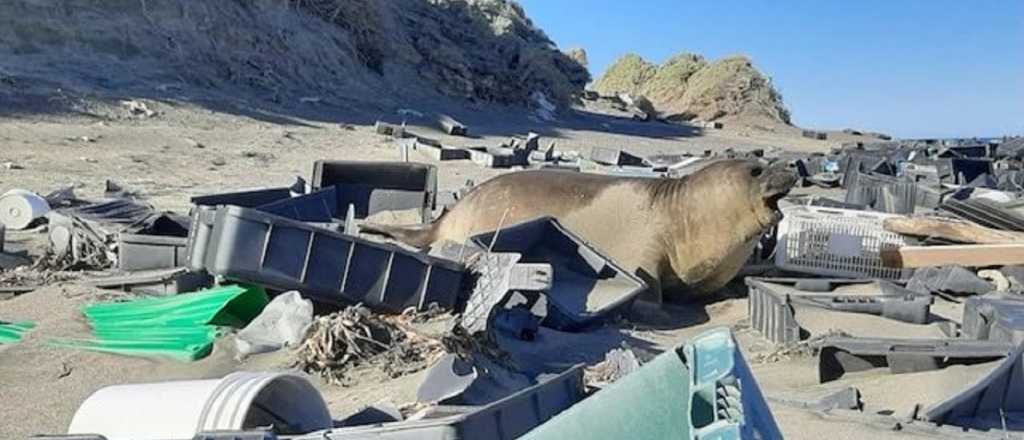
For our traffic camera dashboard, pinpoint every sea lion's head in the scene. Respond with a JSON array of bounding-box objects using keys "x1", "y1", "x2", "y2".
[
  {"x1": 746, "y1": 160, "x2": 797, "y2": 227},
  {"x1": 696, "y1": 159, "x2": 796, "y2": 229}
]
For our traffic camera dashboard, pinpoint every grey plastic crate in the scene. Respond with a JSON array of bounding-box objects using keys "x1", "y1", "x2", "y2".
[
  {"x1": 747, "y1": 277, "x2": 933, "y2": 345},
  {"x1": 255, "y1": 187, "x2": 338, "y2": 223},
  {"x1": 201, "y1": 206, "x2": 464, "y2": 311},
  {"x1": 186, "y1": 205, "x2": 218, "y2": 272},
  {"x1": 312, "y1": 160, "x2": 437, "y2": 223},
  {"x1": 85, "y1": 268, "x2": 213, "y2": 296},
  {"x1": 469, "y1": 217, "x2": 646, "y2": 331},
  {"x1": 118, "y1": 233, "x2": 188, "y2": 271},
  {"x1": 588, "y1": 147, "x2": 646, "y2": 167},
  {"x1": 191, "y1": 187, "x2": 292, "y2": 207},
  {"x1": 923, "y1": 342, "x2": 1024, "y2": 431},
  {"x1": 296, "y1": 364, "x2": 584, "y2": 440},
  {"x1": 818, "y1": 337, "x2": 1013, "y2": 382}
]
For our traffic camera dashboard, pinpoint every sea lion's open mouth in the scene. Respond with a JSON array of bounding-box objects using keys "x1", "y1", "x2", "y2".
[
  {"x1": 761, "y1": 168, "x2": 797, "y2": 211},
  {"x1": 764, "y1": 192, "x2": 787, "y2": 211}
]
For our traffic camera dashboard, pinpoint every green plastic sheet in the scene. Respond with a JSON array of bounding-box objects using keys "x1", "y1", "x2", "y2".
[
  {"x1": 51, "y1": 284, "x2": 268, "y2": 361},
  {"x1": 0, "y1": 320, "x2": 35, "y2": 344}
]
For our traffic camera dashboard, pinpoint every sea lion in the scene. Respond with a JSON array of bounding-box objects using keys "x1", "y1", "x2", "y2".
[{"x1": 365, "y1": 159, "x2": 796, "y2": 302}]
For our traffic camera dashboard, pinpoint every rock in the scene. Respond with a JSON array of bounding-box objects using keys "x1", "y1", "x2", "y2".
[
  {"x1": 594, "y1": 52, "x2": 789, "y2": 124},
  {"x1": 565, "y1": 47, "x2": 588, "y2": 69},
  {"x1": 211, "y1": 157, "x2": 227, "y2": 166}
]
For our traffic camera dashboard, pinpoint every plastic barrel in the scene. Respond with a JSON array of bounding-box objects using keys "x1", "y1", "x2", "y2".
[
  {"x1": 67, "y1": 371, "x2": 331, "y2": 440},
  {"x1": 0, "y1": 189, "x2": 50, "y2": 230}
]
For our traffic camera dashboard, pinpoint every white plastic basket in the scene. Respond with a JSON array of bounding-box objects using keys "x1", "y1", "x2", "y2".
[{"x1": 774, "y1": 206, "x2": 913, "y2": 279}]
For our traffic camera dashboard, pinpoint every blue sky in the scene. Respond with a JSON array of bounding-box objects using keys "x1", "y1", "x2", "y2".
[{"x1": 519, "y1": 1, "x2": 1023, "y2": 138}]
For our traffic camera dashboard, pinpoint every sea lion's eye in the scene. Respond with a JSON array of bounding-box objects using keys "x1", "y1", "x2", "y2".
[{"x1": 750, "y1": 167, "x2": 764, "y2": 177}]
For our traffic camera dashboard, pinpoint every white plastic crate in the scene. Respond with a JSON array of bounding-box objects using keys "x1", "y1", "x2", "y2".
[{"x1": 774, "y1": 206, "x2": 913, "y2": 279}]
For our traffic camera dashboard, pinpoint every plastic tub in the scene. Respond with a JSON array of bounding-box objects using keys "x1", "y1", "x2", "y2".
[
  {"x1": 0, "y1": 189, "x2": 50, "y2": 230},
  {"x1": 67, "y1": 371, "x2": 331, "y2": 440}
]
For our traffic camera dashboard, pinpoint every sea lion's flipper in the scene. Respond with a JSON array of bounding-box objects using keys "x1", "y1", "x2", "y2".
[{"x1": 360, "y1": 222, "x2": 436, "y2": 248}]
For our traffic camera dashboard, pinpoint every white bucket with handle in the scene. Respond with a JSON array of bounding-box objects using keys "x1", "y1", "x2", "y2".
[
  {"x1": 67, "y1": 371, "x2": 332, "y2": 440},
  {"x1": 0, "y1": 189, "x2": 50, "y2": 230}
]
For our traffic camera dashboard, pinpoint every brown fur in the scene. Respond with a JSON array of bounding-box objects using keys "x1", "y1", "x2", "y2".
[{"x1": 364, "y1": 159, "x2": 795, "y2": 302}]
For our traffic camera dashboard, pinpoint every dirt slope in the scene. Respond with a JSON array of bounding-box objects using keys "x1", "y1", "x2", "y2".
[{"x1": 0, "y1": 0, "x2": 588, "y2": 112}]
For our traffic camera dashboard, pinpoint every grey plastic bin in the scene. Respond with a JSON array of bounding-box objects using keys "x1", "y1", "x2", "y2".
[
  {"x1": 191, "y1": 187, "x2": 292, "y2": 208},
  {"x1": 295, "y1": 364, "x2": 584, "y2": 440},
  {"x1": 256, "y1": 187, "x2": 338, "y2": 223},
  {"x1": 312, "y1": 161, "x2": 437, "y2": 223},
  {"x1": 201, "y1": 206, "x2": 464, "y2": 311},
  {"x1": 118, "y1": 234, "x2": 189, "y2": 271}
]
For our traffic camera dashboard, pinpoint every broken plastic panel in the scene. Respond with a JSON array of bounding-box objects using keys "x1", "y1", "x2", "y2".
[
  {"x1": 588, "y1": 147, "x2": 646, "y2": 167},
  {"x1": 906, "y1": 265, "x2": 994, "y2": 296},
  {"x1": 774, "y1": 206, "x2": 914, "y2": 279},
  {"x1": 521, "y1": 327, "x2": 782, "y2": 440},
  {"x1": 470, "y1": 217, "x2": 646, "y2": 331},
  {"x1": 923, "y1": 341, "x2": 1024, "y2": 430},
  {"x1": 294, "y1": 364, "x2": 585, "y2": 440},
  {"x1": 199, "y1": 206, "x2": 464, "y2": 312},
  {"x1": 311, "y1": 160, "x2": 437, "y2": 223},
  {"x1": 940, "y1": 197, "x2": 1024, "y2": 232},
  {"x1": 817, "y1": 337, "x2": 1013, "y2": 383},
  {"x1": 746, "y1": 278, "x2": 933, "y2": 345},
  {"x1": 962, "y1": 294, "x2": 1024, "y2": 344},
  {"x1": 460, "y1": 253, "x2": 552, "y2": 335},
  {"x1": 417, "y1": 353, "x2": 479, "y2": 404}
]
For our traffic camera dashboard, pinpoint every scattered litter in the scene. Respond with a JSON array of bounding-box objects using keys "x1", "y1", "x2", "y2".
[
  {"x1": 584, "y1": 346, "x2": 641, "y2": 387},
  {"x1": 235, "y1": 291, "x2": 314, "y2": 358},
  {"x1": 0, "y1": 320, "x2": 34, "y2": 344},
  {"x1": 50, "y1": 284, "x2": 268, "y2": 361},
  {"x1": 293, "y1": 305, "x2": 444, "y2": 385}
]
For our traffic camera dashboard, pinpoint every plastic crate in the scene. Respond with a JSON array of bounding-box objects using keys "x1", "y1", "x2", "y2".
[
  {"x1": 118, "y1": 234, "x2": 188, "y2": 271},
  {"x1": 311, "y1": 160, "x2": 437, "y2": 223},
  {"x1": 202, "y1": 206, "x2": 464, "y2": 312},
  {"x1": 774, "y1": 206, "x2": 913, "y2": 279},
  {"x1": 294, "y1": 364, "x2": 584, "y2": 440},
  {"x1": 521, "y1": 328, "x2": 781, "y2": 440}
]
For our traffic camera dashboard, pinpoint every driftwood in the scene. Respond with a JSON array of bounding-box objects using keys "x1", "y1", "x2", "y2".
[
  {"x1": 883, "y1": 216, "x2": 1024, "y2": 244},
  {"x1": 882, "y1": 244, "x2": 1024, "y2": 268}
]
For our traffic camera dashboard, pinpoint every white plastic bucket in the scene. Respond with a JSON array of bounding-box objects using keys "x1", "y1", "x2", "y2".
[
  {"x1": 67, "y1": 371, "x2": 332, "y2": 440},
  {"x1": 0, "y1": 189, "x2": 50, "y2": 230}
]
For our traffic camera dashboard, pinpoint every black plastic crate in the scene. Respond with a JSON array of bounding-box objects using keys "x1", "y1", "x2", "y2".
[
  {"x1": 311, "y1": 161, "x2": 437, "y2": 223},
  {"x1": 202, "y1": 206, "x2": 463, "y2": 311}
]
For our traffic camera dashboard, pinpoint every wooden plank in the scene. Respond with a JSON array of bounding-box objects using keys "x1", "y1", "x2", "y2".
[
  {"x1": 883, "y1": 216, "x2": 1024, "y2": 244},
  {"x1": 881, "y1": 244, "x2": 1024, "y2": 268}
]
